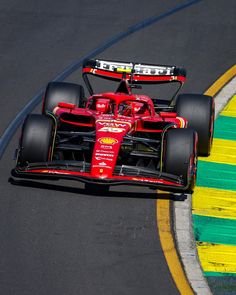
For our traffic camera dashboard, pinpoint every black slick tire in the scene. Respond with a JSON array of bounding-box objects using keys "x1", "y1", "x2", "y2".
[
  {"x1": 176, "y1": 94, "x2": 214, "y2": 156},
  {"x1": 163, "y1": 128, "x2": 197, "y2": 192},
  {"x1": 42, "y1": 81, "x2": 85, "y2": 114},
  {"x1": 18, "y1": 114, "x2": 54, "y2": 165}
]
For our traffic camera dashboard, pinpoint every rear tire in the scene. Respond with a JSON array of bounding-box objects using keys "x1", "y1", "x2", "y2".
[
  {"x1": 18, "y1": 114, "x2": 54, "y2": 165},
  {"x1": 176, "y1": 94, "x2": 214, "y2": 156},
  {"x1": 163, "y1": 128, "x2": 197, "y2": 192},
  {"x1": 42, "y1": 81, "x2": 85, "y2": 114}
]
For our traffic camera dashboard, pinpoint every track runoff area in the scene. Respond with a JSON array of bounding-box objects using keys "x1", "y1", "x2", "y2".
[{"x1": 157, "y1": 64, "x2": 236, "y2": 295}]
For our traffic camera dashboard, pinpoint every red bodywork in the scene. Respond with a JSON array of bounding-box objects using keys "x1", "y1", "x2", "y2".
[
  {"x1": 56, "y1": 92, "x2": 185, "y2": 178},
  {"x1": 13, "y1": 59, "x2": 192, "y2": 191}
]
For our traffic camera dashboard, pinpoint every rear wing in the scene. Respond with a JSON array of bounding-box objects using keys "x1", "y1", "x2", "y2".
[{"x1": 82, "y1": 59, "x2": 186, "y2": 94}]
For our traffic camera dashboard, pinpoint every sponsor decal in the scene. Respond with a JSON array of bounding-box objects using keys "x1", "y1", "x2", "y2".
[
  {"x1": 98, "y1": 121, "x2": 127, "y2": 128},
  {"x1": 95, "y1": 157, "x2": 113, "y2": 162},
  {"x1": 132, "y1": 177, "x2": 160, "y2": 183},
  {"x1": 97, "y1": 103, "x2": 105, "y2": 108},
  {"x1": 97, "y1": 60, "x2": 133, "y2": 72},
  {"x1": 134, "y1": 64, "x2": 174, "y2": 76},
  {"x1": 101, "y1": 145, "x2": 112, "y2": 150},
  {"x1": 97, "y1": 120, "x2": 131, "y2": 129},
  {"x1": 98, "y1": 137, "x2": 118, "y2": 145},
  {"x1": 96, "y1": 60, "x2": 174, "y2": 76},
  {"x1": 95, "y1": 150, "x2": 114, "y2": 154},
  {"x1": 98, "y1": 126, "x2": 125, "y2": 133},
  {"x1": 92, "y1": 165, "x2": 112, "y2": 169},
  {"x1": 95, "y1": 153, "x2": 114, "y2": 157}
]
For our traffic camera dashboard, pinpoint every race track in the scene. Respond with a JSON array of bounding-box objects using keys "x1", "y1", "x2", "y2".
[{"x1": 0, "y1": 1, "x2": 235, "y2": 294}]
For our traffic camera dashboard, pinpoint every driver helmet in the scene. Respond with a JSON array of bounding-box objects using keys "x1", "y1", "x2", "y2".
[{"x1": 95, "y1": 98, "x2": 111, "y2": 113}]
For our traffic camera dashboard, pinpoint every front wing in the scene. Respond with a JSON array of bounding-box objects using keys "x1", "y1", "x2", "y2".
[{"x1": 12, "y1": 162, "x2": 191, "y2": 192}]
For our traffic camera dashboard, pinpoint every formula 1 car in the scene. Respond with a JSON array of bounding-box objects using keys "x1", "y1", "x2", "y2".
[{"x1": 12, "y1": 59, "x2": 214, "y2": 193}]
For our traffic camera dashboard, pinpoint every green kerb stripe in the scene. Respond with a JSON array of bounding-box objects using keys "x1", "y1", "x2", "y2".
[
  {"x1": 204, "y1": 272, "x2": 236, "y2": 277},
  {"x1": 193, "y1": 214, "x2": 236, "y2": 245},
  {"x1": 197, "y1": 161, "x2": 236, "y2": 191},
  {"x1": 214, "y1": 115, "x2": 236, "y2": 141}
]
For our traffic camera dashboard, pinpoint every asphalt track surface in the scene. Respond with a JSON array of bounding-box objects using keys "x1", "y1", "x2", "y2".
[{"x1": 0, "y1": 1, "x2": 235, "y2": 294}]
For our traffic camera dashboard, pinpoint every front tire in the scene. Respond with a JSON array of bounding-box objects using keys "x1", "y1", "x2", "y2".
[
  {"x1": 18, "y1": 114, "x2": 54, "y2": 165},
  {"x1": 163, "y1": 128, "x2": 197, "y2": 192}
]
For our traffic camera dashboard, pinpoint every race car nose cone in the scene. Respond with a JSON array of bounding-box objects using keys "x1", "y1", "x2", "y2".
[
  {"x1": 99, "y1": 168, "x2": 107, "y2": 178},
  {"x1": 91, "y1": 166, "x2": 110, "y2": 179}
]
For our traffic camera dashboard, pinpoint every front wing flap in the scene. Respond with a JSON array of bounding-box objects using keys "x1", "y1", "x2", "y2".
[{"x1": 12, "y1": 161, "x2": 190, "y2": 192}]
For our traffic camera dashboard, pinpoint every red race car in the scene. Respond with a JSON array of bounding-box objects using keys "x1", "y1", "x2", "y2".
[{"x1": 12, "y1": 59, "x2": 214, "y2": 193}]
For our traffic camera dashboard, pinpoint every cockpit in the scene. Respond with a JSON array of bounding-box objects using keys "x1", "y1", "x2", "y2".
[
  {"x1": 88, "y1": 97, "x2": 150, "y2": 117},
  {"x1": 118, "y1": 101, "x2": 150, "y2": 117},
  {"x1": 88, "y1": 98, "x2": 114, "y2": 114}
]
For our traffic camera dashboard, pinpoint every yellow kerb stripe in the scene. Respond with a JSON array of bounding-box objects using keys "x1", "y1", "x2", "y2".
[
  {"x1": 199, "y1": 138, "x2": 236, "y2": 165},
  {"x1": 157, "y1": 197, "x2": 194, "y2": 295},
  {"x1": 156, "y1": 65, "x2": 236, "y2": 293},
  {"x1": 204, "y1": 65, "x2": 236, "y2": 97},
  {"x1": 193, "y1": 187, "x2": 236, "y2": 220},
  {"x1": 221, "y1": 95, "x2": 236, "y2": 118},
  {"x1": 197, "y1": 242, "x2": 236, "y2": 273}
]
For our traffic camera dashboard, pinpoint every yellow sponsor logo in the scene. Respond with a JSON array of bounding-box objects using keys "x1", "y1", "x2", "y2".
[
  {"x1": 98, "y1": 137, "x2": 118, "y2": 145},
  {"x1": 117, "y1": 67, "x2": 132, "y2": 73}
]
